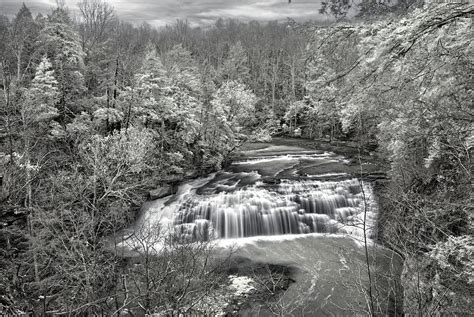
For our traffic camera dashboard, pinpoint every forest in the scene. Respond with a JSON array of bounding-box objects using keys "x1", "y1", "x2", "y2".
[{"x1": 0, "y1": 0, "x2": 472, "y2": 315}]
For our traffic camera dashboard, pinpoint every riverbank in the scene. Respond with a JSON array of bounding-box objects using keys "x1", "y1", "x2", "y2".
[{"x1": 121, "y1": 136, "x2": 404, "y2": 315}]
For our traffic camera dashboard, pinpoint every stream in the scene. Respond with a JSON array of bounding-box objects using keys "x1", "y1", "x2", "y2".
[{"x1": 124, "y1": 138, "x2": 402, "y2": 315}]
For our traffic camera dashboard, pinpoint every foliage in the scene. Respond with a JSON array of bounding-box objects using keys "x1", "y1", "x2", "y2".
[
  {"x1": 1, "y1": 0, "x2": 473, "y2": 315},
  {"x1": 211, "y1": 80, "x2": 257, "y2": 128},
  {"x1": 220, "y1": 41, "x2": 250, "y2": 83},
  {"x1": 21, "y1": 56, "x2": 59, "y2": 126},
  {"x1": 320, "y1": 0, "x2": 423, "y2": 19},
  {"x1": 429, "y1": 235, "x2": 474, "y2": 285},
  {"x1": 302, "y1": 2, "x2": 473, "y2": 315},
  {"x1": 39, "y1": 8, "x2": 86, "y2": 120}
]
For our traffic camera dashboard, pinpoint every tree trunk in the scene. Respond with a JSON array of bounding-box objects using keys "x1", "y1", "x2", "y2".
[
  {"x1": 17, "y1": 48, "x2": 22, "y2": 81},
  {"x1": 290, "y1": 60, "x2": 296, "y2": 101},
  {"x1": 271, "y1": 62, "x2": 278, "y2": 118},
  {"x1": 25, "y1": 140, "x2": 40, "y2": 283},
  {"x1": 112, "y1": 56, "x2": 119, "y2": 108},
  {"x1": 1, "y1": 61, "x2": 14, "y2": 161}
]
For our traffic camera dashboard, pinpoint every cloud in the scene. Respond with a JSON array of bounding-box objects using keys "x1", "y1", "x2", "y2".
[
  {"x1": 0, "y1": 0, "x2": 58, "y2": 17},
  {"x1": 194, "y1": 1, "x2": 324, "y2": 22},
  {"x1": 1, "y1": 0, "x2": 331, "y2": 27}
]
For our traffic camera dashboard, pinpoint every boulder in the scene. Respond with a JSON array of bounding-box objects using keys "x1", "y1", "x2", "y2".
[
  {"x1": 261, "y1": 177, "x2": 281, "y2": 185},
  {"x1": 184, "y1": 169, "x2": 201, "y2": 179},
  {"x1": 148, "y1": 184, "x2": 177, "y2": 200}
]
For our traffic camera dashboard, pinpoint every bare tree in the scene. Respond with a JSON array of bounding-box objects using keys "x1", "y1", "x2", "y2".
[
  {"x1": 118, "y1": 222, "x2": 235, "y2": 315},
  {"x1": 246, "y1": 263, "x2": 309, "y2": 316},
  {"x1": 78, "y1": 0, "x2": 115, "y2": 51}
]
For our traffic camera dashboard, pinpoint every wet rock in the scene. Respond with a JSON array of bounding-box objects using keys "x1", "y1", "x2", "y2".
[
  {"x1": 148, "y1": 184, "x2": 177, "y2": 200},
  {"x1": 261, "y1": 177, "x2": 281, "y2": 185}
]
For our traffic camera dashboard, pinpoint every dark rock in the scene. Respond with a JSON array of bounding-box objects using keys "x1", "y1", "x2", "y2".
[
  {"x1": 148, "y1": 184, "x2": 177, "y2": 200},
  {"x1": 261, "y1": 177, "x2": 281, "y2": 185}
]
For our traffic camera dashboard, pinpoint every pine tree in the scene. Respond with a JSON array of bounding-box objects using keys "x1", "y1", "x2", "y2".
[
  {"x1": 22, "y1": 56, "x2": 59, "y2": 125},
  {"x1": 19, "y1": 56, "x2": 59, "y2": 284},
  {"x1": 10, "y1": 3, "x2": 39, "y2": 83},
  {"x1": 40, "y1": 8, "x2": 86, "y2": 121}
]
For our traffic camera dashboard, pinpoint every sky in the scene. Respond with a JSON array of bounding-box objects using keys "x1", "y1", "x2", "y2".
[{"x1": 0, "y1": 0, "x2": 333, "y2": 28}]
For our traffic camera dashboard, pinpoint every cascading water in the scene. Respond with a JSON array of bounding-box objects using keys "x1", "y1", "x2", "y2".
[
  {"x1": 174, "y1": 178, "x2": 376, "y2": 241},
  {"x1": 137, "y1": 144, "x2": 378, "y2": 244},
  {"x1": 127, "y1": 141, "x2": 396, "y2": 316}
]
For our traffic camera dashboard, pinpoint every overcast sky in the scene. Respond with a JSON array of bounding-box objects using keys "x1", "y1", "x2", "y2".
[{"x1": 0, "y1": 0, "x2": 333, "y2": 27}]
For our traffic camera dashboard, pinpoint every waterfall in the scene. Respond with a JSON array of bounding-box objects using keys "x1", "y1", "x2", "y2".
[
  {"x1": 173, "y1": 178, "x2": 377, "y2": 240},
  {"x1": 136, "y1": 145, "x2": 379, "y2": 243}
]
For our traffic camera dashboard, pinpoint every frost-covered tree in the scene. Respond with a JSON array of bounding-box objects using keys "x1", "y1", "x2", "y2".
[
  {"x1": 220, "y1": 41, "x2": 250, "y2": 83},
  {"x1": 20, "y1": 55, "x2": 60, "y2": 173},
  {"x1": 338, "y1": 4, "x2": 473, "y2": 181},
  {"x1": 316, "y1": 4, "x2": 474, "y2": 315},
  {"x1": 22, "y1": 56, "x2": 59, "y2": 126},
  {"x1": 283, "y1": 100, "x2": 307, "y2": 134},
  {"x1": 319, "y1": 0, "x2": 422, "y2": 19},
  {"x1": 117, "y1": 47, "x2": 203, "y2": 175},
  {"x1": 16, "y1": 56, "x2": 60, "y2": 285},
  {"x1": 40, "y1": 8, "x2": 86, "y2": 120},
  {"x1": 211, "y1": 80, "x2": 257, "y2": 128}
]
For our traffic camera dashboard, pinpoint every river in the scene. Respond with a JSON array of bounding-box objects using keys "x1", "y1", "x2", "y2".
[{"x1": 123, "y1": 137, "x2": 402, "y2": 315}]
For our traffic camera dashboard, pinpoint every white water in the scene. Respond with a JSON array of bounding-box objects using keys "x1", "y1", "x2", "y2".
[
  {"x1": 124, "y1": 146, "x2": 378, "y2": 253},
  {"x1": 173, "y1": 177, "x2": 376, "y2": 240},
  {"x1": 116, "y1": 141, "x2": 400, "y2": 316}
]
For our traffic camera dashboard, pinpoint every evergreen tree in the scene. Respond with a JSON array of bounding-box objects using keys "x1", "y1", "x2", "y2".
[
  {"x1": 10, "y1": 3, "x2": 39, "y2": 83},
  {"x1": 40, "y1": 8, "x2": 86, "y2": 121},
  {"x1": 22, "y1": 56, "x2": 59, "y2": 126}
]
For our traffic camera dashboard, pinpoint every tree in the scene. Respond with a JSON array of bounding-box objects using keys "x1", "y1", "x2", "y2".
[
  {"x1": 319, "y1": 0, "x2": 423, "y2": 19},
  {"x1": 211, "y1": 81, "x2": 257, "y2": 128},
  {"x1": 20, "y1": 55, "x2": 60, "y2": 207},
  {"x1": 15, "y1": 56, "x2": 59, "y2": 293},
  {"x1": 78, "y1": 0, "x2": 115, "y2": 52},
  {"x1": 21, "y1": 56, "x2": 59, "y2": 127},
  {"x1": 0, "y1": 5, "x2": 42, "y2": 167},
  {"x1": 78, "y1": 0, "x2": 119, "y2": 102},
  {"x1": 334, "y1": 3, "x2": 472, "y2": 315},
  {"x1": 40, "y1": 8, "x2": 86, "y2": 121},
  {"x1": 9, "y1": 4, "x2": 39, "y2": 82},
  {"x1": 220, "y1": 41, "x2": 250, "y2": 83},
  {"x1": 19, "y1": 126, "x2": 157, "y2": 314},
  {"x1": 119, "y1": 224, "x2": 232, "y2": 315}
]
